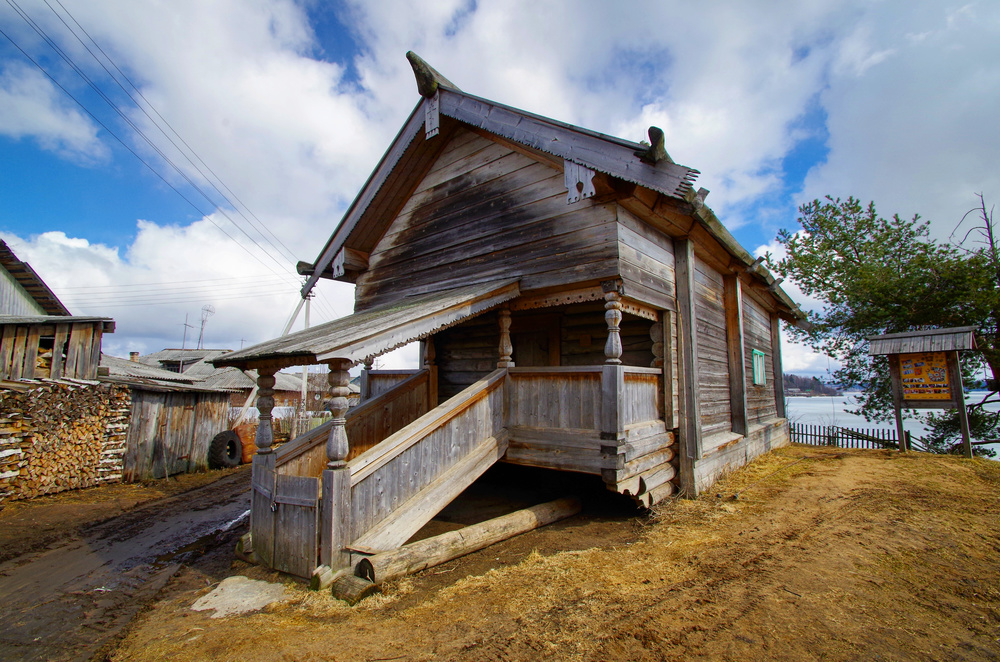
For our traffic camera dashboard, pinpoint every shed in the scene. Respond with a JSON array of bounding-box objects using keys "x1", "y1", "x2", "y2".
[
  {"x1": 215, "y1": 53, "x2": 807, "y2": 581},
  {"x1": 0, "y1": 240, "x2": 114, "y2": 381},
  {"x1": 101, "y1": 354, "x2": 232, "y2": 480}
]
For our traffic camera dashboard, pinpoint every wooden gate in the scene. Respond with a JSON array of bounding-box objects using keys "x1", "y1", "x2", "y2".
[{"x1": 251, "y1": 454, "x2": 321, "y2": 577}]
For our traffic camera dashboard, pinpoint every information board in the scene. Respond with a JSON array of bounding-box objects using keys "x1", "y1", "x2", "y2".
[{"x1": 899, "y1": 352, "x2": 951, "y2": 401}]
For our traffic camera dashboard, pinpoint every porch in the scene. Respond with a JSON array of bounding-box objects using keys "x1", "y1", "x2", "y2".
[{"x1": 217, "y1": 280, "x2": 679, "y2": 583}]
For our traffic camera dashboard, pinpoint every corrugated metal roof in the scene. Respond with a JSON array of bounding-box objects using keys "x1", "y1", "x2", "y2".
[
  {"x1": 101, "y1": 353, "x2": 194, "y2": 381},
  {"x1": 136, "y1": 349, "x2": 232, "y2": 377},
  {"x1": 868, "y1": 326, "x2": 978, "y2": 355}
]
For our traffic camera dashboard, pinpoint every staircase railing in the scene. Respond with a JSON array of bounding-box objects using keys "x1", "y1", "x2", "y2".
[
  {"x1": 344, "y1": 368, "x2": 507, "y2": 553},
  {"x1": 273, "y1": 369, "x2": 431, "y2": 478}
]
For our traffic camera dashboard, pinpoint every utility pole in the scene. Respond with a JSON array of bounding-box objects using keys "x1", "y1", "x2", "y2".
[
  {"x1": 181, "y1": 314, "x2": 194, "y2": 349},
  {"x1": 296, "y1": 295, "x2": 312, "y2": 437}
]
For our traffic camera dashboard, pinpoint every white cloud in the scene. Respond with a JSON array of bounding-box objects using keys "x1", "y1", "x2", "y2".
[
  {"x1": 802, "y1": 1, "x2": 1000, "y2": 239},
  {"x1": 1, "y1": 222, "x2": 355, "y2": 357},
  {"x1": 0, "y1": 62, "x2": 105, "y2": 160}
]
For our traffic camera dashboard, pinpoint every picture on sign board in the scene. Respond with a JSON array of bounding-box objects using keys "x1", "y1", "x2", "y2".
[{"x1": 899, "y1": 352, "x2": 951, "y2": 400}]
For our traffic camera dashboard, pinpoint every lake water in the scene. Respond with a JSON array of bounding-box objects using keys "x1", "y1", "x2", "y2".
[{"x1": 785, "y1": 392, "x2": 999, "y2": 458}]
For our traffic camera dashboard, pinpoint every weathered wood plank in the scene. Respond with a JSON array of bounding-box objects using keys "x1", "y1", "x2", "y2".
[
  {"x1": 675, "y1": 238, "x2": 702, "y2": 487},
  {"x1": 351, "y1": 433, "x2": 508, "y2": 552},
  {"x1": 725, "y1": 276, "x2": 747, "y2": 435}
]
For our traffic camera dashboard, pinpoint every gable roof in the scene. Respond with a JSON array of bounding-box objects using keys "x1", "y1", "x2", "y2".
[
  {"x1": 0, "y1": 240, "x2": 71, "y2": 316},
  {"x1": 299, "y1": 74, "x2": 700, "y2": 296}
]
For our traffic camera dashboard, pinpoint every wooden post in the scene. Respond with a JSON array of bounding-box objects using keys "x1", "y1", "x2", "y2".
[
  {"x1": 889, "y1": 355, "x2": 907, "y2": 454},
  {"x1": 724, "y1": 275, "x2": 747, "y2": 436},
  {"x1": 770, "y1": 313, "x2": 786, "y2": 419},
  {"x1": 661, "y1": 311, "x2": 676, "y2": 430},
  {"x1": 255, "y1": 368, "x2": 277, "y2": 453},
  {"x1": 423, "y1": 335, "x2": 439, "y2": 407},
  {"x1": 321, "y1": 358, "x2": 353, "y2": 570},
  {"x1": 602, "y1": 282, "x2": 623, "y2": 365},
  {"x1": 601, "y1": 281, "x2": 626, "y2": 443},
  {"x1": 947, "y1": 350, "x2": 973, "y2": 458},
  {"x1": 674, "y1": 238, "x2": 702, "y2": 493},
  {"x1": 497, "y1": 307, "x2": 514, "y2": 368}
]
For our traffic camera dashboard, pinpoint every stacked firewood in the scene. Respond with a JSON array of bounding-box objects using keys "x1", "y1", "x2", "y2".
[{"x1": 0, "y1": 379, "x2": 131, "y2": 503}]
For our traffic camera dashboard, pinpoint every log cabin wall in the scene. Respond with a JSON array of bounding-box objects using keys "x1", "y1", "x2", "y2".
[
  {"x1": 616, "y1": 206, "x2": 676, "y2": 303},
  {"x1": 693, "y1": 256, "x2": 732, "y2": 441},
  {"x1": 434, "y1": 311, "x2": 500, "y2": 402},
  {"x1": 433, "y1": 303, "x2": 657, "y2": 403},
  {"x1": 355, "y1": 128, "x2": 620, "y2": 310},
  {"x1": 742, "y1": 292, "x2": 777, "y2": 424},
  {"x1": 559, "y1": 303, "x2": 654, "y2": 367}
]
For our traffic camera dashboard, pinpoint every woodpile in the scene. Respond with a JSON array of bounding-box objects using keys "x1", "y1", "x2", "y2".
[{"x1": 0, "y1": 379, "x2": 130, "y2": 502}]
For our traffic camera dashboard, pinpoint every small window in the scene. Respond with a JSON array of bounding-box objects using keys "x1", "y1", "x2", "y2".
[{"x1": 752, "y1": 349, "x2": 767, "y2": 386}]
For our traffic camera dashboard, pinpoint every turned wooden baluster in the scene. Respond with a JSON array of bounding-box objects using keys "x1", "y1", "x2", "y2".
[
  {"x1": 604, "y1": 289, "x2": 623, "y2": 365},
  {"x1": 423, "y1": 336, "x2": 439, "y2": 406},
  {"x1": 326, "y1": 359, "x2": 353, "y2": 468},
  {"x1": 498, "y1": 306, "x2": 514, "y2": 368},
  {"x1": 361, "y1": 358, "x2": 374, "y2": 401},
  {"x1": 255, "y1": 368, "x2": 277, "y2": 453}
]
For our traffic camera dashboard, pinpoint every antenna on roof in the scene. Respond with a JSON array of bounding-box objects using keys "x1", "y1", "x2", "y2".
[{"x1": 197, "y1": 305, "x2": 215, "y2": 350}]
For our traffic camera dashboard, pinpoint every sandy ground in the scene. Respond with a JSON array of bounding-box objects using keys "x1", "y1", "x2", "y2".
[{"x1": 103, "y1": 446, "x2": 1000, "y2": 662}]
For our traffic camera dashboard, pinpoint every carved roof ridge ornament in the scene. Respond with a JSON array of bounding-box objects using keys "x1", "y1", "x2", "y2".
[
  {"x1": 633, "y1": 126, "x2": 671, "y2": 165},
  {"x1": 406, "y1": 51, "x2": 461, "y2": 98}
]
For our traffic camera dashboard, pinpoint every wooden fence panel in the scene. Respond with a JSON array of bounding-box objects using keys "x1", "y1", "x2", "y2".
[
  {"x1": 789, "y1": 423, "x2": 908, "y2": 450},
  {"x1": 623, "y1": 368, "x2": 663, "y2": 426}
]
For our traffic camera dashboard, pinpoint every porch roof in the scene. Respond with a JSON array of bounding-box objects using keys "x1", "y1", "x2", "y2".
[{"x1": 214, "y1": 280, "x2": 520, "y2": 371}]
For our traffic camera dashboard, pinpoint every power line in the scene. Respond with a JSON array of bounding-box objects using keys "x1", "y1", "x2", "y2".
[
  {"x1": 0, "y1": 20, "x2": 303, "y2": 288},
  {"x1": 6, "y1": 0, "x2": 300, "y2": 282},
  {"x1": 1, "y1": 5, "x2": 349, "y2": 325},
  {"x1": 44, "y1": 0, "x2": 302, "y2": 266}
]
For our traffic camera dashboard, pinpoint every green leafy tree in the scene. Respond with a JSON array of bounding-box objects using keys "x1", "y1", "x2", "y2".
[{"x1": 768, "y1": 195, "x2": 999, "y2": 455}]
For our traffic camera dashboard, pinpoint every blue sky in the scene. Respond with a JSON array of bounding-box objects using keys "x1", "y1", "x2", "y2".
[{"x1": 1, "y1": 0, "x2": 998, "y2": 375}]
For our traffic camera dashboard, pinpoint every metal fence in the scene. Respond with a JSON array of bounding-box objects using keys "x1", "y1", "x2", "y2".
[{"x1": 790, "y1": 423, "x2": 923, "y2": 451}]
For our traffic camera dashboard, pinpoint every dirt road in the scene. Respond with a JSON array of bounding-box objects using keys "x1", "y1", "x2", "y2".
[
  {"x1": 0, "y1": 469, "x2": 251, "y2": 662},
  {"x1": 111, "y1": 447, "x2": 1000, "y2": 662}
]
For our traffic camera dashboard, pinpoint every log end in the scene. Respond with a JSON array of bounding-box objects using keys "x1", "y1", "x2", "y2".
[
  {"x1": 234, "y1": 532, "x2": 255, "y2": 563},
  {"x1": 331, "y1": 574, "x2": 379, "y2": 605}
]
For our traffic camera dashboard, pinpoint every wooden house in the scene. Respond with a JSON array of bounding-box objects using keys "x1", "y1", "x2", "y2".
[
  {"x1": 216, "y1": 54, "x2": 807, "y2": 582},
  {"x1": 0, "y1": 240, "x2": 113, "y2": 380}
]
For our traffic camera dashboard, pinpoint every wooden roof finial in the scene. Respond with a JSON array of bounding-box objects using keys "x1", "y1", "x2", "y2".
[
  {"x1": 406, "y1": 51, "x2": 460, "y2": 98},
  {"x1": 634, "y1": 126, "x2": 672, "y2": 164}
]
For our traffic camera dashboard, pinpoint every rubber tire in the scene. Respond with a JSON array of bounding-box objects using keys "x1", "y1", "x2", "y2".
[{"x1": 208, "y1": 430, "x2": 242, "y2": 469}]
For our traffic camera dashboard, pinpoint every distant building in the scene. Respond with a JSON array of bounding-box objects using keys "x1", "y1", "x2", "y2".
[{"x1": 0, "y1": 240, "x2": 113, "y2": 381}]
